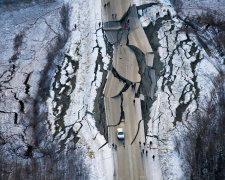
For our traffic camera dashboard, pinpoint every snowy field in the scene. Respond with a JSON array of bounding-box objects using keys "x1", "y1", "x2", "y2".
[
  {"x1": 47, "y1": 0, "x2": 113, "y2": 179},
  {"x1": 138, "y1": 0, "x2": 223, "y2": 179}
]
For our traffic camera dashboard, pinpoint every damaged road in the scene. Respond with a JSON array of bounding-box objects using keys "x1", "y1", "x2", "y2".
[{"x1": 102, "y1": 3, "x2": 156, "y2": 179}]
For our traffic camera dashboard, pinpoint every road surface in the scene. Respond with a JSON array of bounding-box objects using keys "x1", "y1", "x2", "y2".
[{"x1": 102, "y1": 1, "x2": 154, "y2": 179}]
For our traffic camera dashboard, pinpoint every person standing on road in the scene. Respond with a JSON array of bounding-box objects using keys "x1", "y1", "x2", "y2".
[
  {"x1": 150, "y1": 141, "x2": 153, "y2": 150},
  {"x1": 131, "y1": 83, "x2": 135, "y2": 90},
  {"x1": 123, "y1": 141, "x2": 125, "y2": 147},
  {"x1": 143, "y1": 142, "x2": 146, "y2": 147},
  {"x1": 127, "y1": 18, "x2": 130, "y2": 24},
  {"x1": 115, "y1": 144, "x2": 117, "y2": 150},
  {"x1": 139, "y1": 141, "x2": 141, "y2": 148},
  {"x1": 146, "y1": 150, "x2": 148, "y2": 156},
  {"x1": 112, "y1": 143, "x2": 114, "y2": 148},
  {"x1": 152, "y1": 155, "x2": 155, "y2": 161},
  {"x1": 141, "y1": 151, "x2": 143, "y2": 157},
  {"x1": 142, "y1": 149, "x2": 144, "y2": 154},
  {"x1": 133, "y1": 99, "x2": 135, "y2": 105}
]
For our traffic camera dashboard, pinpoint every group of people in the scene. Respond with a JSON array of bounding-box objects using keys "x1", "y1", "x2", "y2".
[
  {"x1": 112, "y1": 14, "x2": 117, "y2": 20},
  {"x1": 103, "y1": 2, "x2": 110, "y2": 8},
  {"x1": 111, "y1": 140, "x2": 155, "y2": 160},
  {"x1": 112, "y1": 141, "x2": 125, "y2": 150},
  {"x1": 139, "y1": 141, "x2": 155, "y2": 160},
  {"x1": 112, "y1": 143, "x2": 117, "y2": 150},
  {"x1": 131, "y1": 82, "x2": 137, "y2": 105},
  {"x1": 103, "y1": 1, "x2": 118, "y2": 20},
  {"x1": 125, "y1": 18, "x2": 130, "y2": 30}
]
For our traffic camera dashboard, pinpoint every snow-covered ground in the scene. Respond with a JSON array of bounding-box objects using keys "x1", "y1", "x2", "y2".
[
  {"x1": 47, "y1": 0, "x2": 113, "y2": 179},
  {"x1": 138, "y1": 0, "x2": 224, "y2": 179},
  {"x1": 0, "y1": 0, "x2": 64, "y2": 159},
  {"x1": 0, "y1": 0, "x2": 113, "y2": 179}
]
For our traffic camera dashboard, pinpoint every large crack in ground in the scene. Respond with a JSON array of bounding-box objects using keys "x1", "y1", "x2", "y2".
[
  {"x1": 128, "y1": 45, "x2": 153, "y2": 135},
  {"x1": 94, "y1": 30, "x2": 113, "y2": 140},
  {"x1": 52, "y1": 55, "x2": 79, "y2": 138},
  {"x1": 136, "y1": 3, "x2": 159, "y2": 12},
  {"x1": 111, "y1": 83, "x2": 130, "y2": 98},
  {"x1": 143, "y1": 10, "x2": 203, "y2": 128},
  {"x1": 174, "y1": 51, "x2": 202, "y2": 125}
]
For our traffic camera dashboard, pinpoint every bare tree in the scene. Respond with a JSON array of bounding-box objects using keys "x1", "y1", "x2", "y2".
[{"x1": 175, "y1": 72, "x2": 225, "y2": 179}]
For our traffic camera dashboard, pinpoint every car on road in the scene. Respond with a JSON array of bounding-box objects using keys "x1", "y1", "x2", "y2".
[{"x1": 117, "y1": 128, "x2": 125, "y2": 140}]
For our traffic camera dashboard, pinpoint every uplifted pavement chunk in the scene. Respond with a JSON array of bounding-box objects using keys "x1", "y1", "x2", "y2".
[
  {"x1": 113, "y1": 45, "x2": 141, "y2": 83},
  {"x1": 104, "y1": 71, "x2": 126, "y2": 98},
  {"x1": 127, "y1": 5, "x2": 154, "y2": 67},
  {"x1": 128, "y1": 27, "x2": 153, "y2": 54},
  {"x1": 145, "y1": 52, "x2": 154, "y2": 67},
  {"x1": 103, "y1": 21, "x2": 122, "y2": 31}
]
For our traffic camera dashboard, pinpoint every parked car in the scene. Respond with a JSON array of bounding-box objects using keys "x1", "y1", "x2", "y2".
[{"x1": 117, "y1": 128, "x2": 124, "y2": 140}]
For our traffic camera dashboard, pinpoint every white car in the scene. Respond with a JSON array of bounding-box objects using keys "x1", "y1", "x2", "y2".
[{"x1": 117, "y1": 128, "x2": 125, "y2": 140}]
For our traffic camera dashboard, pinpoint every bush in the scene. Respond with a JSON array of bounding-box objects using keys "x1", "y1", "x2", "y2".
[
  {"x1": 0, "y1": 145, "x2": 89, "y2": 180},
  {"x1": 60, "y1": 3, "x2": 70, "y2": 32},
  {"x1": 14, "y1": 32, "x2": 24, "y2": 51}
]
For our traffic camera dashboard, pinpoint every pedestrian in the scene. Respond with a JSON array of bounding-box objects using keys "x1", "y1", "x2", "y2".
[
  {"x1": 123, "y1": 141, "x2": 125, "y2": 147},
  {"x1": 98, "y1": 22, "x2": 101, "y2": 27},
  {"x1": 133, "y1": 99, "x2": 135, "y2": 105},
  {"x1": 104, "y1": 3, "x2": 106, "y2": 8},
  {"x1": 112, "y1": 14, "x2": 114, "y2": 19},
  {"x1": 152, "y1": 155, "x2": 155, "y2": 161},
  {"x1": 112, "y1": 143, "x2": 114, "y2": 148},
  {"x1": 115, "y1": 14, "x2": 117, "y2": 19},
  {"x1": 115, "y1": 144, "x2": 117, "y2": 150},
  {"x1": 149, "y1": 144, "x2": 151, "y2": 150},
  {"x1": 134, "y1": 83, "x2": 136, "y2": 89},
  {"x1": 142, "y1": 149, "x2": 144, "y2": 154},
  {"x1": 74, "y1": 24, "x2": 77, "y2": 30},
  {"x1": 143, "y1": 142, "x2": 146, "y2": 147},
  {"x1": 141, "y1": 151, "x2": 143, "y2": 157},
  {"x1": 139, "y1": 141, "x2": 141, "y2": 148},
  {"x1": 150, "y1": 141, "x2": 152, "y2": 145},
  {"x1": 127, "y1": 18, "x2": 130, "y2": 24},
  {"x1": 146, "y1": 150, "x2": 148, "y2": 156}
]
